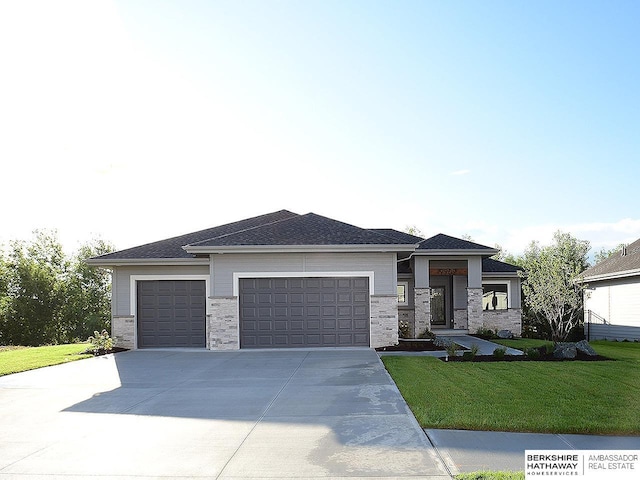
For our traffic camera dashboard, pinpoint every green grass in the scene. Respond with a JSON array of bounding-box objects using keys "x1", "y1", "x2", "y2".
[
  {"x1": 382, "y1": 340, "x2": 640, "y2": 435},
  {"x1": 456, "y1": 472, "x2": 524, "y2": 480},
  {"x1": 0, "y1": 344, "x2": 92, "y2": 376}
]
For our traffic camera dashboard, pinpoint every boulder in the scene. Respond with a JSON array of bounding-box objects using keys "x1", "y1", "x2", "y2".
[
  {"x1": 553, "y1": 342, "x2": 577, "y2": 359},
  {"x1": 497, "y1": 329, "x2": 513, "y2": 339},
  {"x1": 576, "y1": 340, "x2": 598, "y2": 356}
]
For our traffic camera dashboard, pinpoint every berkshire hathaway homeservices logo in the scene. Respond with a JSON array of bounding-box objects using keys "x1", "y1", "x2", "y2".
[{"x1": 525, "y1": 450, "x2": 639, "y2": 479}]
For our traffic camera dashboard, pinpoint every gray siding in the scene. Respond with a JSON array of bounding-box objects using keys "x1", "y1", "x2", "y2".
[
  {"x1": 112, "y1": 265, "x2": 209, "y2": 316},
  {"x1": 211, "y1": 252, "x2": 397, "y2": 297},
  {"x1": 585, "y1": 323, "x2": 640, "y2": 341},
  {"x1": 453, "y1": 275, "x2": 468, "y2": 309}
]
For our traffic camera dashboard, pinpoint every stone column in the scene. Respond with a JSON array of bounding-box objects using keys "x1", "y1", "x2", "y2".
[
  {"x1": 111, "y1": 315, "x2": 135, "y2": 349},
  {"x1": 467, "y1": 288, "x2": 484, "y2": 333},
  {"x1": 207, "y1": 296, "x2": 239, "y2": 350},
  {"x1": 370, "y1": 294, "x2": 398, "y2": 348},
  {"x1": 414, "y1": 288, "x2": 431, "y2": 337}
]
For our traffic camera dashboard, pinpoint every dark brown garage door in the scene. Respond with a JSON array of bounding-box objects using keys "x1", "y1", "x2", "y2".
[
  {"x1": 239, "y1": 277, "x2": 370, "y2": 348},
  {"x1": 137, "y1": 280, "x2": 206, "y2": 348}
]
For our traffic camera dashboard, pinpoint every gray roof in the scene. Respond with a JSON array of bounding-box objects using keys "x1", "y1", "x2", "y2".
[
  {"x1": 582, "y1": 238, "x2": 640, "y2": 280},
  {"x1": 368, "y1": 229, "x2": 425, "y2": 244},
  {"x1": 417, "y1": 233, "x2": 495, "y2": 251},
  {"x1": 482, "y1": 258, "x2": 523, "y2": 273},
  {"x1": 187, "y1": 213, "x2": 402, "y2": 247},
  {"x1": 91, "y1": 210, "x2": 299, "y2": 260}
]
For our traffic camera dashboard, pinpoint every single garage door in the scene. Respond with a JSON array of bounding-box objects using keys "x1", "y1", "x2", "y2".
[
  {"x1": 137, "y1": 280, "x2": 206, "y2": 348},
  {"x1": 239, "y1": 277, "x2": 370, "y2": 348}
]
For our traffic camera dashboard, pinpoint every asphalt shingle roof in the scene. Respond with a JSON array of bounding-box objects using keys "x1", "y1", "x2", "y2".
[
  {"x1": 92, "y1": 210, "x2": 299, "y2": 260},
  {"x1": 368, "y1": 229, "x2": 425, "y2": 244},
  {"x1": 417, "y1": 233, "x2": 494, "y2": 251},
  {"x1": 582, "y1": 238, "x2": 640, "y2": 279},
  {"x1": 187, "y1": 213, "x2": 403, "y2": 247},
  {"x1": 482, "y1": 258, "x2": 523, "y2": 273}
]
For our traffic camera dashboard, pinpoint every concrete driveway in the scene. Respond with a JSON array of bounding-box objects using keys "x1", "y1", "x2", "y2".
[{"x1": 0, "y1": 349, "x2": 449, "y2": 479}]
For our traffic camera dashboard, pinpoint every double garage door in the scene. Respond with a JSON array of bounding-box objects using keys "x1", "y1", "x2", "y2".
[
  {"x1": 239, "y1": 277, "x2": 370, "y2": 348},
  {"x1": 136, "y1": 277, "x2": 370, "y2": 349}
]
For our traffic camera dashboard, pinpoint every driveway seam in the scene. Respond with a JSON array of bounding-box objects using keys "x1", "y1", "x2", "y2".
[{"x1": 215, "y1": 351, "x2": 311, "y2": 479}]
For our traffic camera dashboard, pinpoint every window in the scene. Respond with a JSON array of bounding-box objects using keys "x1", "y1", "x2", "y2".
[
  {"x1": 397, "y1": 282, "x2": 409, "y2": 306},
  {"x1": 482, "y1": 282, "x2": 509, "y2": 310}
]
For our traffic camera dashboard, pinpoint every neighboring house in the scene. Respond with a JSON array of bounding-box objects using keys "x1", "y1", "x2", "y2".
[
  {"x1": 581, "y1": 239, "x2": 640, "y2": 341},
  {"x1": 88, "y1": 210, "x2": 523, "y2": 350}
]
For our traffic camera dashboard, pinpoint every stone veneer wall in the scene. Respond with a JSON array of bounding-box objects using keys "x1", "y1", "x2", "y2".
[
  {"x1": 453, "y1": 309, "x2": 468, "y2": 330},
  {"x1": 482, "y1": 309, "x2": 522, "y2": 336},
  {"x1": 467, "y1": 288, "x2": 484, "y2": 333},
  {"x1": 414, "y1": 288, "x2": 431, "y2": 338},
  {"x1": 207, "y1": 296, "x2": 239, "y2": 350},
  {"x1": 370, "y1": 295, "x2": 398, "y2": 348},
  {"x1": 112, "y1": 315, "x2": 135, "y2": 349},
  {"x1": 398, "y1": 309, "x2": 415, "y2": 338}
]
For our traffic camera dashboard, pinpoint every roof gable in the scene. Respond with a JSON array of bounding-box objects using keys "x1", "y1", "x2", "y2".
[
  {"x1": 417, "y1": 233, "x2": 495, "y2": 252},
  {"x1": 583, "y1": 238, "x2": 640, "y2": 280},
  {"x1": 186, "y1": 213, "x2": 404, "y2": 248}
]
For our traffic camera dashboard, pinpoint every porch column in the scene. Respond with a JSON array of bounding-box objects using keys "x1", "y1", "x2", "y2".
[
  {"x1": 467, "y1": 257, "x2": 483, "y2": 333},
  {"x1": 413, "y1": 257, "x2": 431, "y2": 337}
]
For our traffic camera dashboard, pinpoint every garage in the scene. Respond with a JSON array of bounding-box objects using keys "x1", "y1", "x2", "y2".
[
  {"x1": 137, "y1": 280, "x2": 206, "y2": 348},
  {"x1": 239, "y1": 277, "x2": 370, "y2": 348}
]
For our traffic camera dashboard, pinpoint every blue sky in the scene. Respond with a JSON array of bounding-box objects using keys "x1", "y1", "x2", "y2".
[{"x1": 1, "y1": 0, "x2": 638, "y2": 256}]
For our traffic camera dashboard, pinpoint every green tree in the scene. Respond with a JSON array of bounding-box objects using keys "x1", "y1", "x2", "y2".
[
  {"x1": 62, "y1": 238, "x2": 114, "y2": 341},
  {"x1": 519, "y1": 231, "x2": 590, "y2": 342},
  {"x1": 0, "y1": 230, "x2": 68, "y2": 345},
  {"x1": 592, "y1": 243, "x2": 625, "y2": 265}
]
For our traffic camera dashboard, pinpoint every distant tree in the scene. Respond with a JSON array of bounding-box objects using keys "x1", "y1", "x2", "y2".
[
  {"x1": 0, "y1": 232, "x2": 114, "y2": 346},
  {"x1": 491, "y1": 243, "x2": 522, "y2": 266},
  {"x1": 519, "y1": 231, "x2": 590, "y2": 342},
  {"x1": 461, "y1": 234, "x2": 474, "y2": 242},
  {"x1": 592, "y1": 244, "x2": 625, "y2": 265},
  {"x1": 404, "y1": 225, "x2": 425, "y2": 238}
]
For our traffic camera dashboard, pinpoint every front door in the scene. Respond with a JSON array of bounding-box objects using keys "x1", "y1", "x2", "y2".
[{"x1": 430, "y1": 286, "x2": 446, "y2": 326}]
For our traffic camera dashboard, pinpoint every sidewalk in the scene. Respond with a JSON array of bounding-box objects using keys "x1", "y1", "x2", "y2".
[{"x1": 425, "y1": 429, "x2": 640, "y2": 474}]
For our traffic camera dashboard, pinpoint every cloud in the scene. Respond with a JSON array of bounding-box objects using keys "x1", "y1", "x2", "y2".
[{"x1": 450, "y1": 169, "x2": 471, "y2": 176}]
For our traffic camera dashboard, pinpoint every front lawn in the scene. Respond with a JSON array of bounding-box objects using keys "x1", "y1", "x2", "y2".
[
  {"x1": 382, "y1": 340, "x2": 640, "y2": 435},
  {"x1": 0, "y1": 344, "x2": 92, "y2": 376}
]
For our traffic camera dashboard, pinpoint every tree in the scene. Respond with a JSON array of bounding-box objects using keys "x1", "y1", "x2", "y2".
[
  {"x1": 404, "y1": 225, "x2": 425, "y2": 238},
  {"x1": 592, "y1": 244, "x2": 625, "y2": 265},
  {"x1": 0, "y1": 232, "x2": 114, "y2": 346},
  {"x1": 519, "y1": 231, "x2": 590, "y2": 342}
]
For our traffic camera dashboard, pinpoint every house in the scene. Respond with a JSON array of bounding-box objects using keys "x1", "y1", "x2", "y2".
[
  {"x1": 582, "y1": 238, "x2": 640, "y2": 341},
  {"x1": 87, "y1": 210, "x2": 523, "y2": 350}
]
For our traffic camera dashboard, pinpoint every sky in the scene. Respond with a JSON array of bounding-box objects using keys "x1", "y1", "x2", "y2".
[{"x1": 1, "y1": 0, "x2": 639, "y2": 257}]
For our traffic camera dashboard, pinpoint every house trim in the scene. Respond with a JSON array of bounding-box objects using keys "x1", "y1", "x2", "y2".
[
  {"x1": 184, "y1": 244, "x2": 416, "y2": 255},
  {"x1": 583, "y1": 268, "x2": 640, "y2": 283},
  {"x1": 87, "y1": 258, "x2": 210, "y2": 267}
]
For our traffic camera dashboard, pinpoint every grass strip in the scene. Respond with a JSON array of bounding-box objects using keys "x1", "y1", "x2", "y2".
[
  {"x1": 0, "y1": 344, "x2": 92, "y2": 376},
  {"x1": 383, "y1": 340, "x2": 640, "y2": 435},
  {"x1": 455, "y1": 471, "x2": 524, "y2": 480}
]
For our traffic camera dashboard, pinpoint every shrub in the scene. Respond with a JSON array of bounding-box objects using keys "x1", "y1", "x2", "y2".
[
  {"x1": 493, "y1": 347, "x2": 507, "y2": 360},
  {"x1": 398, "y1": 321, "x2": 410, "y2": 339},
  {"x1": 475, "y1": 327, "x2": 495, "y2": 339},
  {"x1": 418, "y1": 328, "x2": 436, "y2": 339},
  {"x1": 470, "y1": 343, "x2": 480, "y2": 356},
  {"x1": 462, "y1": 351, "x2": 475, "y2": 361},
  {"x1": 525, "y1": 347, "x2": 541, "y2": 360},
  {"x1": 87, "y1": 330, "x2": 115, "y2": 355},
  {"x1": 446, "y1": 342, "x2": 459, "y2": 358}
]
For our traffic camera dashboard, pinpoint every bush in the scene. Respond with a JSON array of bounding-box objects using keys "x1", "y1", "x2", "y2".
[
  {"x1": 462, "y1": 351, "x2": 475, "y2": 361},
  {"x1": 525, "y1": 347, "x2": 541, "y2": 360},
  {"x1": 493, "y1": 347, "x2": 507, "y2": 360},
  {"x1": 86, "y1": 330, "x2": 115, "y2": 355},
  {"x1": 398, "y1": 320, "x2": 410, "y2": 339},
  {"x1": 475, "y1": 327, "x2": 495, "y2": 339},
  {"x1": 446, "y1": 342, "x2": 459, "y2": 358},
  {"x1": 470, "y1": 343, "x2": 480, "y2": 356},
  {"x1": 418, "y1": 328, "x2": 436, "y2": 339}
]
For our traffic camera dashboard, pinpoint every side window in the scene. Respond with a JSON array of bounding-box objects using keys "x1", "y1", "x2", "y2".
[
  {"x1": 397, "y1": 282, "x2": 408, "y2": 306},
  {"x1": 482, "y1": 283, "x2": 508, "y2": 310}
]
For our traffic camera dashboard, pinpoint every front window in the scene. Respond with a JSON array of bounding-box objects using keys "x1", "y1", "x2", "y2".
[
  {"x1": 397, "y1": 282, "x2": 408, "y2": 306},
  {"x1": 482, "y1": 283, "x2": 508, "y2": 310}
]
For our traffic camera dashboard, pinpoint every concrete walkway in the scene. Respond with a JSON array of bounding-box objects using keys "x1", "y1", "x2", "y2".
[
  {"x1": 377, "y1": 335, "x2": 523, "y2": 357},
  {"x1": 0, "y1": 349, "x2": 450, "y2": 479},
  {"x1": 426, "y1": 428, "x2": 640, "y2": 474}
]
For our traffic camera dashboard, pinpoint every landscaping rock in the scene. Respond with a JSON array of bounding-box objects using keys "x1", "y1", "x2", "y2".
[
  {"x1": 576, "y1": 340, "x2": 598, "y2": 356},
  {"x1": 553, "y1": 342, "x2": 577, "y2": 359},
  {"x1": 497, "y1": 329, "x2": 513, "y2": 339},
  {"x1": 434, "y1": 336, "x2": 453, "y2": 348}
]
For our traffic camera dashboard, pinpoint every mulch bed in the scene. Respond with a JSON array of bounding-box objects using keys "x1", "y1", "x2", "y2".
[
  {"x1": 86, "y1": 347, "x2": 129, "y2": 356},
  {"x1": 375, "y1": 340, "x2": 446, "y2": 352}
]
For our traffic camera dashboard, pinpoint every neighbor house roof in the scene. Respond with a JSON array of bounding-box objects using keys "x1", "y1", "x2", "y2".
[
  {"x1": 416, "y1": 233, "x2": 498, "y2": 256},
  {"x1": 582, "y1": 238, "x2": 640, "y2": 281}
]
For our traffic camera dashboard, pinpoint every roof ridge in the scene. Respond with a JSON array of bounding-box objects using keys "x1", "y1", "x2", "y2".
[{"x1": 187, "y1": 211, "x2": 301, "y2": 246}]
